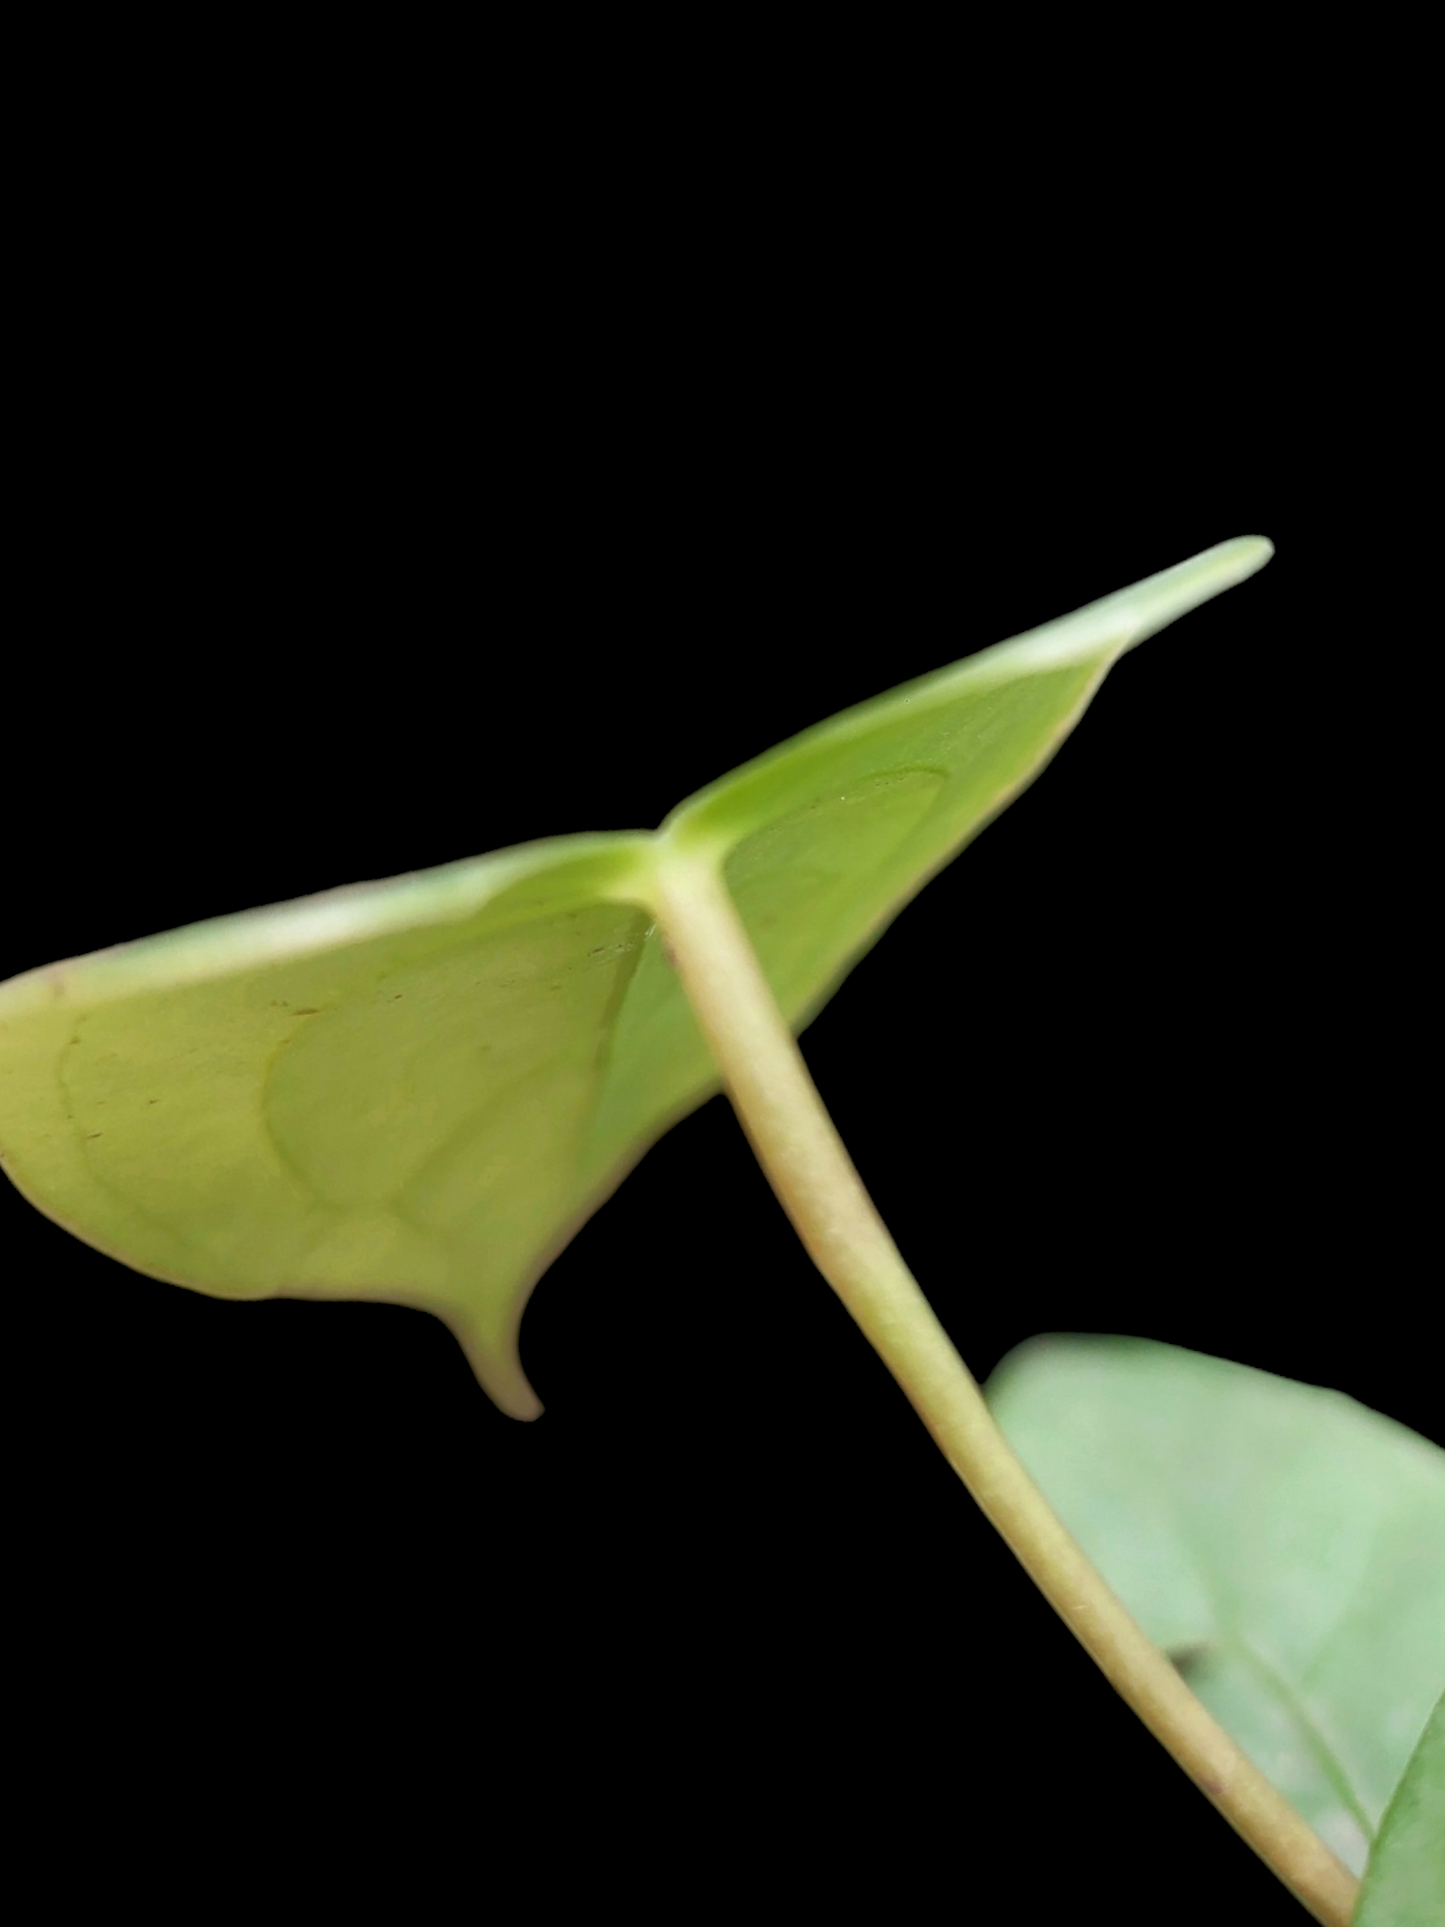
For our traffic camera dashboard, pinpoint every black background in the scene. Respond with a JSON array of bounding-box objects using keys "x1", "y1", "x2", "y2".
[{"x1": 6, "y1": 176, "x2": 1416, "y2": 1916}]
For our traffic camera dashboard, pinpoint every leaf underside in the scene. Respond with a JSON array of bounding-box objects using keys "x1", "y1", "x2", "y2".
[
  {"x1": 0, "y1": 539, "x2": 1271, "y2": 1415},
  {"x1": 984, "y1": 1336, "x2": 1445, "y2": 1878}
]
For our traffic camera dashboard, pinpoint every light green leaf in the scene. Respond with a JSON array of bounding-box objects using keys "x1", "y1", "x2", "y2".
[
  {"x1": 1356, "y1": 1691, "x2": 1445, "y2": 1927},
  {"x1": 0, "y1": 539, "x2": 1270, "y2": 1416},
  {"x1": 983, "y1": 1336, "x2": 1445, "y2": 1877}
]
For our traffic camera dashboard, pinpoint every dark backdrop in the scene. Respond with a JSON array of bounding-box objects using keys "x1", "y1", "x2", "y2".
[{"x1": 6, "y1": 262, "x2": 1410, "y2": 1917}]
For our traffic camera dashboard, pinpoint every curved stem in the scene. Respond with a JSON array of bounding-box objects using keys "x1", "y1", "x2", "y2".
[{"x1": 650, "y1": 844, "x2": 1360, "y2": 1927}]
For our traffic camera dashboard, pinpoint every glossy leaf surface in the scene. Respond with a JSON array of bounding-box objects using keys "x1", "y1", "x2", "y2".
[
  {"x1": 0, "y1": 540, "x2": 1270, "y2": 1414},
  {"x1": 984, "y1": 1336, "x2": 1445, "y2": 1876}
]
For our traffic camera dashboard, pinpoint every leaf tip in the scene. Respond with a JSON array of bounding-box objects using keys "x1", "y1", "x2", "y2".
[
  {"x1": 448, "y1": 1319, "x2": 545, "y2": 1422},
  {"x1": 1226, "y1": 532, "x2": 1274, "y2": 574},
  {"x1": 1105, "y1": 533, "x2": 1275, "y2": 657}
]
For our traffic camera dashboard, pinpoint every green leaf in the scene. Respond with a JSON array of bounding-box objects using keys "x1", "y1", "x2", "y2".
[
  {"x1": 1356, "y1": 1691, "x2": 1445, "y2": 1927},
  {"x1": 0, "y1": 539, "x2": 1270, "y2": 1417},
  {"x1": 983, "y1": 1336, "x2": 1445, "y2": 1877}
]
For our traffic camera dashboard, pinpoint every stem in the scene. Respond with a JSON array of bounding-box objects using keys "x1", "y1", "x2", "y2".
[{"x1": 650, "y1": 844, "x2": 1360, "y2": 1927}]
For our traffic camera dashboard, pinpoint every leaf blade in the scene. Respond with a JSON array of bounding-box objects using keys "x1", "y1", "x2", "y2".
[
  {"x1": 1, "y1": 542, "x2": 1273, "y2": 1411},
  {"x1": 0, "y1": 836, "x2": 658, "y2": 1416},
  {"x1": 984, "y1": 1335, "x2": 1445, "y2": 1875},
  {"x1": 1355, "y1": 1691, "x2": 1445, "y2": 1927}
]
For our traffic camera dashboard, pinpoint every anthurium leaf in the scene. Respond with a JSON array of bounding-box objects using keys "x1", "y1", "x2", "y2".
[
  {"x1": 1355, "y1": 1690, "x2": 1445, "y2": 1927},
  {"x1": 983, "y1": 1336, "x2": 1445, "y2": 1876},
  {"x1": 0, "y1": 539, "x2": 1269, "y2": 1416}
]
